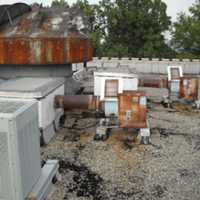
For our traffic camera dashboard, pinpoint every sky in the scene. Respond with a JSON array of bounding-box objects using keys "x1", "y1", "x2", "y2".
[{"x1": 0, "y1": 0, "x2": 196, "y2": 22}]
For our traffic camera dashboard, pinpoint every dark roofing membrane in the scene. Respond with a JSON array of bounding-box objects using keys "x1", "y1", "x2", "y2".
[{"x1": 0, "y1": 3, "x2": 31, "y2": 26}]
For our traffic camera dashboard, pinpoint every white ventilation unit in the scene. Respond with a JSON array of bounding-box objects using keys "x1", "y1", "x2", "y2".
[
  {"x1": 0, "y1": 77, "x2": 65, "y2": 144},
  {"x1": 0, "y1": 100, "x2": 41, "y2": 200},
  {"x1": 94, "y1": 72, "x2": 138, "y2": 100}
]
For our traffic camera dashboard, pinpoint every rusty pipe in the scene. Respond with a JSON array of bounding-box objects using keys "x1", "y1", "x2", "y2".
[
  {"x1": 139, "y1": 78, "x2": 168, "y2": 88},
  {"x1": 55, "y1": 95, "x2": 99, "y2": 111}
]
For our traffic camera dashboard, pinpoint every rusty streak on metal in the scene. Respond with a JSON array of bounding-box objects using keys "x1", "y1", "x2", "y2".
[
  {"x1": 118, "y1": 91, "x2": 147, "y2": 129},
  {"x1": 179, "y1": 77, "x2": 198, "y2": 101},
  {"x1": 139, "y1": 78, "x2": 168, "y2": 88},
  {"x1": 0, "y1": 5, "x2": 93, "y2": 65},
  {"x1": 0, "y1": 37, "x2": 92, "y2": 64},
  {"x1": 55, "y1": 95, "x2": 98, "y2": 111}
]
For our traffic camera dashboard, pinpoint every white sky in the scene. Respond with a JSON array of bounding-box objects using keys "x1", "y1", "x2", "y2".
[{"x1": 0, "y1": 0, "x2": 196, "y2": 21}]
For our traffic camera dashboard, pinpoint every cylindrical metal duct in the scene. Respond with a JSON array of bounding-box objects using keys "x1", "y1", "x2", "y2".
[{"x1": 55, "y1": 95, "x2": 99, "y2": 111}]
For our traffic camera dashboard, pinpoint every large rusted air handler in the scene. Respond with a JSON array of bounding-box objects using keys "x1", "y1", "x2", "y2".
[
  {"x1": 165, "y1": 66, "x2": 199, "y2": 107},
  {"x1": 0, "y1": 3, "x2": 92, "y2": 65},
  {"x1": 94, "y1": 72, "x2": 150, "y2": 144},
  {"x1": 55, "y1": 72, "x2": 150, "y2": 143}
]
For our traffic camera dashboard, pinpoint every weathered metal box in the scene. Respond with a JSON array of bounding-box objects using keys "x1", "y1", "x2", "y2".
[
  {"x1": 180, "y1": 77, "x2": 198, "y2": 101},
  {"x1": 0, "y1": 77, "x2": 65, "y2": 144},
  {"x1": 94, "y1": 72, "x2": 138, "y2": 116},
  {"x1": 169, "y1": 80, "x2": 180, "y2": 93},
  {"x1": 94, "y1": 72, "x2": 138, "y2": 100},
  {"x1": 118, "y1": 91, "x2": 147, "y2": 128},
  {"x1": 0, "y1": 100, "x2": 41, "y2": 200},
  {"x1": 197, "y1": 78, "x2": 200, "y2": 100},
  {"x1": 0, "y1": 4, "x2": 93, "y2": 65}
]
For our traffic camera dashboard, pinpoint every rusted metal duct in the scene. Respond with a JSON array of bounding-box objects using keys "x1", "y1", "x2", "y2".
[
  {"x1": 0, "y1": 5, "x2": 93, "y2": 64},
  {"x1": 139, "y1": 78, "x2": 168, "y2": 88},
  {"x1": 55, "y1": 95, "x2": 98, "y2": 111}
]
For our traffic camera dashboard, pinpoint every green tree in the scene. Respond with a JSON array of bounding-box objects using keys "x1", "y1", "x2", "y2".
[
  {"x1": 51, "y1": 0, "x2": 69, "y2": 8},
  {"x1": 97, "y1": 0, "x2": 173, "y2": 58},
  {"x1": 72, "y1": 0, "x2": 105, "y2": 56},
  {"x1": 171, "y1": 1, "x2": 200, "y2": 58},
  {"x1": 50, "y1": 0, "x2": 174, "y2": 58}
]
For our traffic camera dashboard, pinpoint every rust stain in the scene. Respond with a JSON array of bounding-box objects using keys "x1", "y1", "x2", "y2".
[
  {"x1": 0, "y1": 6, "x2": 93, "y2": 64},
  {"x1": 106, "y1": 130, "x2": 143, "y2": 168},
  {"x1": 179, "y1": 77, "x2": 198, "y2": 101},
  {"x1": 139, "y1": 78, "x2": 168, "y2": 88},
  {"x1": 0, "y1": 37, "x2": 92, "y2": 65},
  {"x1": 80, "y1": 132, "x2": 94, "y2": 145},
  {"x1": 118, "y1": 91, "x2": 147, "y2": 129},
  {"x1": 54, "y1": 95, "x2": 97, "y2": 111}
]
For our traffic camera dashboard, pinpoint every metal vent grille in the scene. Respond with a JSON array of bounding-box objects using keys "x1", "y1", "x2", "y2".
[
  {"x1": 0, "y1": 132, "x2": 10, "y2": 199},
  {"x1": 105, "y1": 80, "x2": 118, "y2": 97},
  {"x1": 171, "y1": 68, "x2": 180, "y2": 80}
]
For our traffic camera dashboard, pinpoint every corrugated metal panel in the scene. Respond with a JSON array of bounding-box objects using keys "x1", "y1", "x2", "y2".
[
  {"x1": 0, "y1": 37, "x2": 92, "y2": 64},
  {"x1": 0, "y1": 100, "x2": 41, "y2": 200}
]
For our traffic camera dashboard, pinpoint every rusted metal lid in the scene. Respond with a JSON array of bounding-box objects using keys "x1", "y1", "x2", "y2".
[
  {"x1": 119, "y1": 90, "x2": 146, "y2": 96},
  {"x1": 0, "y1": 5, "x2": 93, "y2": 64}
]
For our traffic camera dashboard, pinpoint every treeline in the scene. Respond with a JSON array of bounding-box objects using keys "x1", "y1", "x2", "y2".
[{"x1": 51, "y1": 0, "x2": 200, "y2": 59}]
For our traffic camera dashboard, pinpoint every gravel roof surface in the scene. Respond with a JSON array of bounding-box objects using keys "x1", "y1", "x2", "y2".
[{"x1": 42, "y1": 103, "x2": 200, "y2": 200}]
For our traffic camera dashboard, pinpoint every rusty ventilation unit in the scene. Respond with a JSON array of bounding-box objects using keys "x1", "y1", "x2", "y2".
[
  {"x1": 55, "y1": 71, "x2": 150, "y2": 144},
  {"x1": 166, "y1": 66, "x2": 199, "y2": 105},
  {"x1": 93, "y1": 72, "x2": 150, "y2": 144},
  {"x1": 0, "y1": 3, "x2": 92, "y2": 65}
]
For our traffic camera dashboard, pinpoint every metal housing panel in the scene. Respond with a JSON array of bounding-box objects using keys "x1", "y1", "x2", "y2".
[
  {"x1": 118, "y1": 91, "x2": 147, "y2": 128},
  {"x1": 0, "y1": 100, "x2": 41, "y2": 200},
  {"x1": 0, "y1": 78, "x2": 65, "y2": 134},
  {"x1": 0, "y1": 4, "x2": 93, "y2": 65},
  {"x1": 104, "y1": 101, "x2": 118, "y2": 116},
  {"x1": 38, "y1": 85, "x2": 64, "y2": 128},
  {"x1": 0, "y1": 77, "x2": 65, "y2": 98},
  {"x1": 123, "y1": 78, "x2": 138, "y2": 91},
  {"x1": 94, "y1": 72, "x2": 138, "y2": 101},
  {"x1": 179, "y1": 77, "x2": 198, "y2": 101}
]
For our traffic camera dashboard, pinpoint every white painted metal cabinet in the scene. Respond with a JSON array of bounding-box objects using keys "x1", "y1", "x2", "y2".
[
  {"x1": 0, "y1": 100, "x2": 41, "y2": 200},
  {"x1": 94, "y1": 72, "x2": 138, "y2": 116},
  {"x1": 0, "y1": 77, "x2": 65, "y2": 143},
  {"x1": 94, "y1": 72, "x2": 138, "y2": 100}
]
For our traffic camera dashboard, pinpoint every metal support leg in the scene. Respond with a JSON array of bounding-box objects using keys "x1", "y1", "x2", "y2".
[
  {"x1": 140, "y1": 121, "x2": 151, "y2": 145},
  {"x1": 94, "y1": 118, "x2": 110, "y2": 141}
]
